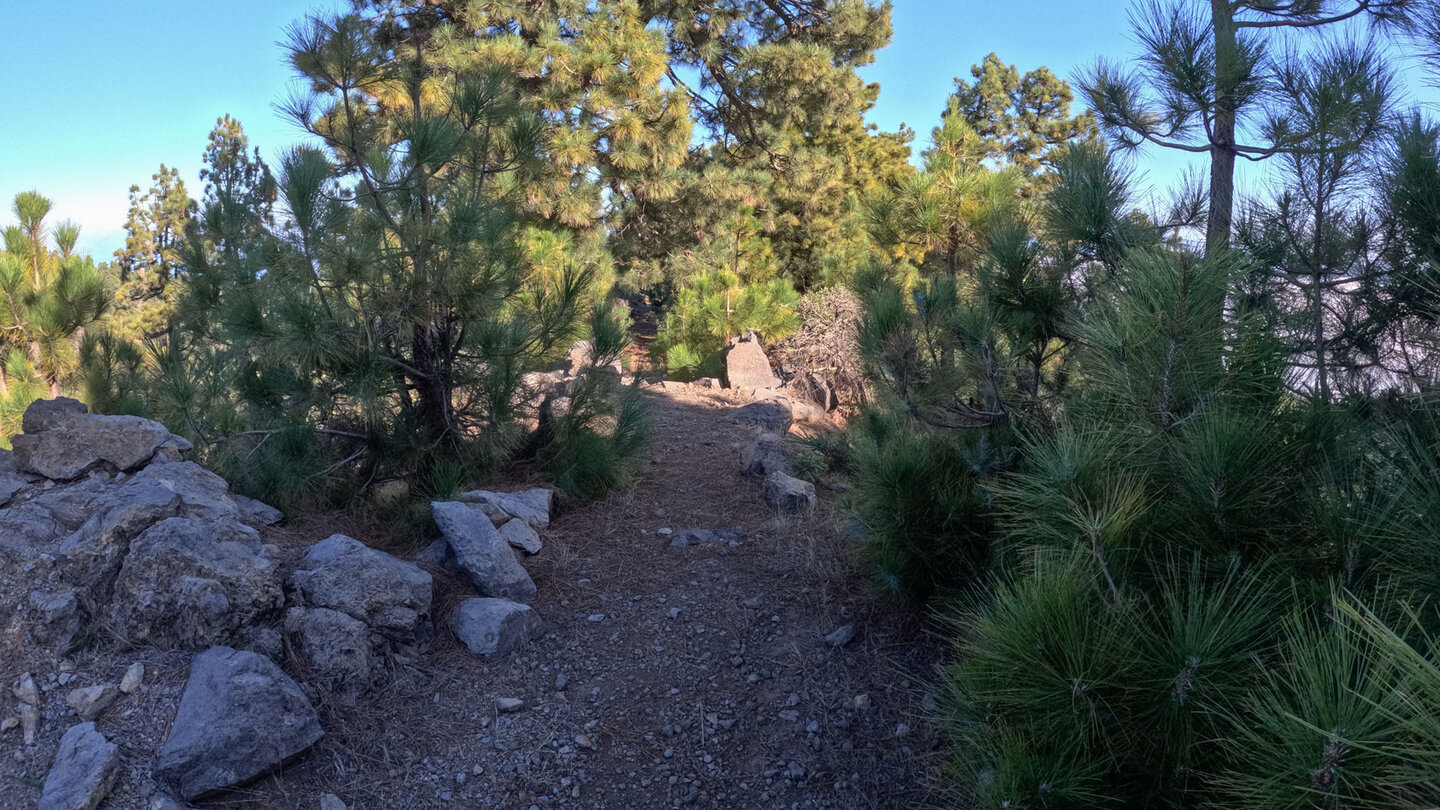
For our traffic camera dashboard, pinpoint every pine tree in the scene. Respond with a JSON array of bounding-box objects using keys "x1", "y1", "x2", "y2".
[
  {"x1": 197, "y1": 114, "x2": 276, "y2": 254},
  {"x1": 1235, "y1": 44, "x2": 1399, "y2": 401},
  {"x1": 112, "y1": 165, "x2": 193, "y2": 337},
  {"x1": 1080, "y1": 0, "x2": 1424, "y2": 254},
  {"x1": 0, "y1": 192, "x2": 108, "y2": 437},
  {"x1": 90, "y1": 13, "x2": 639, "y2": 506},
  {"x1": 866, "y1": 116, "x2": 1021, "y2": 277},
  {"x1": 941, "y1": 52, "x2": 1095, "y2": 176},
  {"x1": 353, "y1": 0, "x2": 694, "y2": 230}
]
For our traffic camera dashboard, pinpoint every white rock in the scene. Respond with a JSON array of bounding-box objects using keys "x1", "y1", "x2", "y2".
[
  {"x1": 66, "y1": 684, "x2": 120, "y2": 722},
  {"x1": 20, "y1": 703, "x2": 40, "y2": 745},
  {"x1": 120, "y1": 663, "x2": 145, "y2": 694},
  {"x1": 13, "y1": 673, "x2": 39, "y2": 706},
  {"x1": 825, "y1": 624, "x2": 855, "y2": 648}
]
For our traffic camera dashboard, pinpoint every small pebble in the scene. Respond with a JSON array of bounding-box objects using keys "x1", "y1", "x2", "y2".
[{"x1": 825, "y1": 624, "x2": 856, "y2": 647}]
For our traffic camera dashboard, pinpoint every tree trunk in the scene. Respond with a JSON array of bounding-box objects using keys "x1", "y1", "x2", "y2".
[
  {"x1": 1207, "y1": 0, "x2": 1239, "y2": 256},
  {"x1": 411, "y1": 326, "x2": 452, "y2": 451}
]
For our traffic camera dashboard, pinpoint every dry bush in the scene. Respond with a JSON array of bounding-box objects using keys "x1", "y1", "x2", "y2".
[{"x1": 770, "y1": 288, "x2": 870, "y2": 414}]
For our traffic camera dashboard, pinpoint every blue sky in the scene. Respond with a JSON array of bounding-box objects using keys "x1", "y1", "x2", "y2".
[{"x1": 1, "y1": 1, "x2": 1433, "y2": 257}]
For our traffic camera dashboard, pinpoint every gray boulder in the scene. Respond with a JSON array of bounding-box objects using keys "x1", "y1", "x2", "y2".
[
  {"x1": 287, "y1": 534, "x2": 433, "y2": 654},
  {"x1": 233, "y1": 494, "x2": 283, "y2": 527},
  {"x1": 725, "y1": 332, "x2": 781, "y2": 390},
  {"x1": 764, "y1": 472, "x2": 816, "y2": 515},
  {"x1": 0, "y1": 502, "x2": 65, "y2": 561},
  {"x1": 53, "y1": 483, "x2": 184, "y2": 598},
  {"x1": 498, "y1": 519, "x2": 543, "y2": 555},
  {"x1": 12, "y1": 401, "x2": 192, "y2": 481},
  {"x1": 22, "y1": 396, "x2": 88, "y2": 434},
  {"x1": 126, "y1": 461, "x2": 240, "y2": 524},
  {"x1": 0, "y1": 449, "x2": 32, "y2": 507},
  {"x1": 413, "y1": 537, "x2": 453, "y2": 567},
  {"x1": 38, "y1": 721, "x2": 118, "y2": 810},
  {"x1": 450, "y1": 598, "x2": 543, "y2": 656},
  {"x1": 732, "y1": 398, "x2": 793, "y2": 435},
  {"x1": 283, "y1": 606, "x2": 378, "y2": 690},
  {"x1": 740, "y1": 432, "x2": 790, "y2": 477},
  {"x1": 156, "y1": 647, "x2": 323, "y2": 800},
  {"x1": 455, "y1": 488, "x2": 552, "y2": 529},
  {"x1": 28, "y1": 587, "x2": 82, "y2": 651},
  {"x1": 431, "y1": 502, "x2": 536, "y2": 602},
  {"x1": 109, "y1": 517, "x2": 282, "y2": 649}
]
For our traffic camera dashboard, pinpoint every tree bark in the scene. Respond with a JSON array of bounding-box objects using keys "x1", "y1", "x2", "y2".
[
  {"x1": 1208, "y1": 0, "x2": 1240, "y2": 256},
  {"x1": 411, "y1": 326, "x2": 452, "y2": 451}
]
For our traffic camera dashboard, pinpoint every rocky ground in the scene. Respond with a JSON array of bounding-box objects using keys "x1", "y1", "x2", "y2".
[{"x1": 0, "y1": 381, "x2": 945, "y2": 810}]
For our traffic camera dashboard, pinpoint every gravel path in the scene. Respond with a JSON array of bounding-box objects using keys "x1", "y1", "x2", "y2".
[{"x1": 2, "y1": 383, "x2": 943, "y2": 809}]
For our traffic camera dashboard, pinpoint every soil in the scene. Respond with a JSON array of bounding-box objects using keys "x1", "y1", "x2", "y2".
[{"x1": 1, "y1": 381, "x2": 945, "y2": 810}]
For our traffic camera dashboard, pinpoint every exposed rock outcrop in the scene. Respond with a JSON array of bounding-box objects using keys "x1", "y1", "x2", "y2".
[
  {"x1": 233, "y1": 494, "x2": 283, "y2": 527},
  {"x1": 288, "y1": 534, "x2": 433, "y2": 653},
  {"x1": 110, "y1": 517, "x2": 282, "y2": 649},
  {"x1": 0, "y1": 400, "x2": 284, "y2": 653},
  {"x1": 11, "y1": 398, "x2": 191, "y2": 481}
]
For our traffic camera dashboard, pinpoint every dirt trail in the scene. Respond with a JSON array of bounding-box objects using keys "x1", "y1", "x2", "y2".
[{"x1": 3, "y1": 383, "x2": 944, "y2": 810}]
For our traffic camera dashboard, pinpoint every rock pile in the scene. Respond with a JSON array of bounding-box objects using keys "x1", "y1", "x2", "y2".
[
  {"x1": 1, "y1": 398, "x2": 284, "y2": 654},
  {"x1": 0, "y1": 399, "x2": 520, "y2": 805},
  {"x1": 426, "y1": 488, "x2": 554, "y2": 657},
  {"x1": 285, "y1": 534, "x2": 434, "y2": 696},
  {"x1": 733, "y1": 398, "x2": 817, "y2": 515}
]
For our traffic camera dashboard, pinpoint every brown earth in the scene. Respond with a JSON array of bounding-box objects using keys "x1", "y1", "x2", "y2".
[{"x1": 1, "y1": 382, "x2": 945, "y2": 810}]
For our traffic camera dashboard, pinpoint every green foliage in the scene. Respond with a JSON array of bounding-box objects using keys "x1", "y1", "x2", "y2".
[
  {"x1": 110, "y1": 165, "x2": 193, "y2": 338},
  {"x1": 0, "y1": 192, "x2": 109, "y2": 443},
  {"x1": 848, "y1": 413, "x2": 1005, "y2": 602},
  {"x1": 653, "y1": 270, "x2": 801, "y2": 379},
  {"x1": 88, "y1": 16, "x2": 635, "y2": 509},
  {"x1": 940, "y1": 52, "x2": 1095, "y2": 176},
  {"x1": 944, "y1": 555, "x2": 1279, "y2": 808},
  {"x1": 1079, "y1": 0, "x2": 1420, "y2": 252},
  {"x1": 536, "y1": 306, "x2": 651, "y2": 500},
  {"x1": 852, "y1": 46, "x2": 1440, "y2": 803}
]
